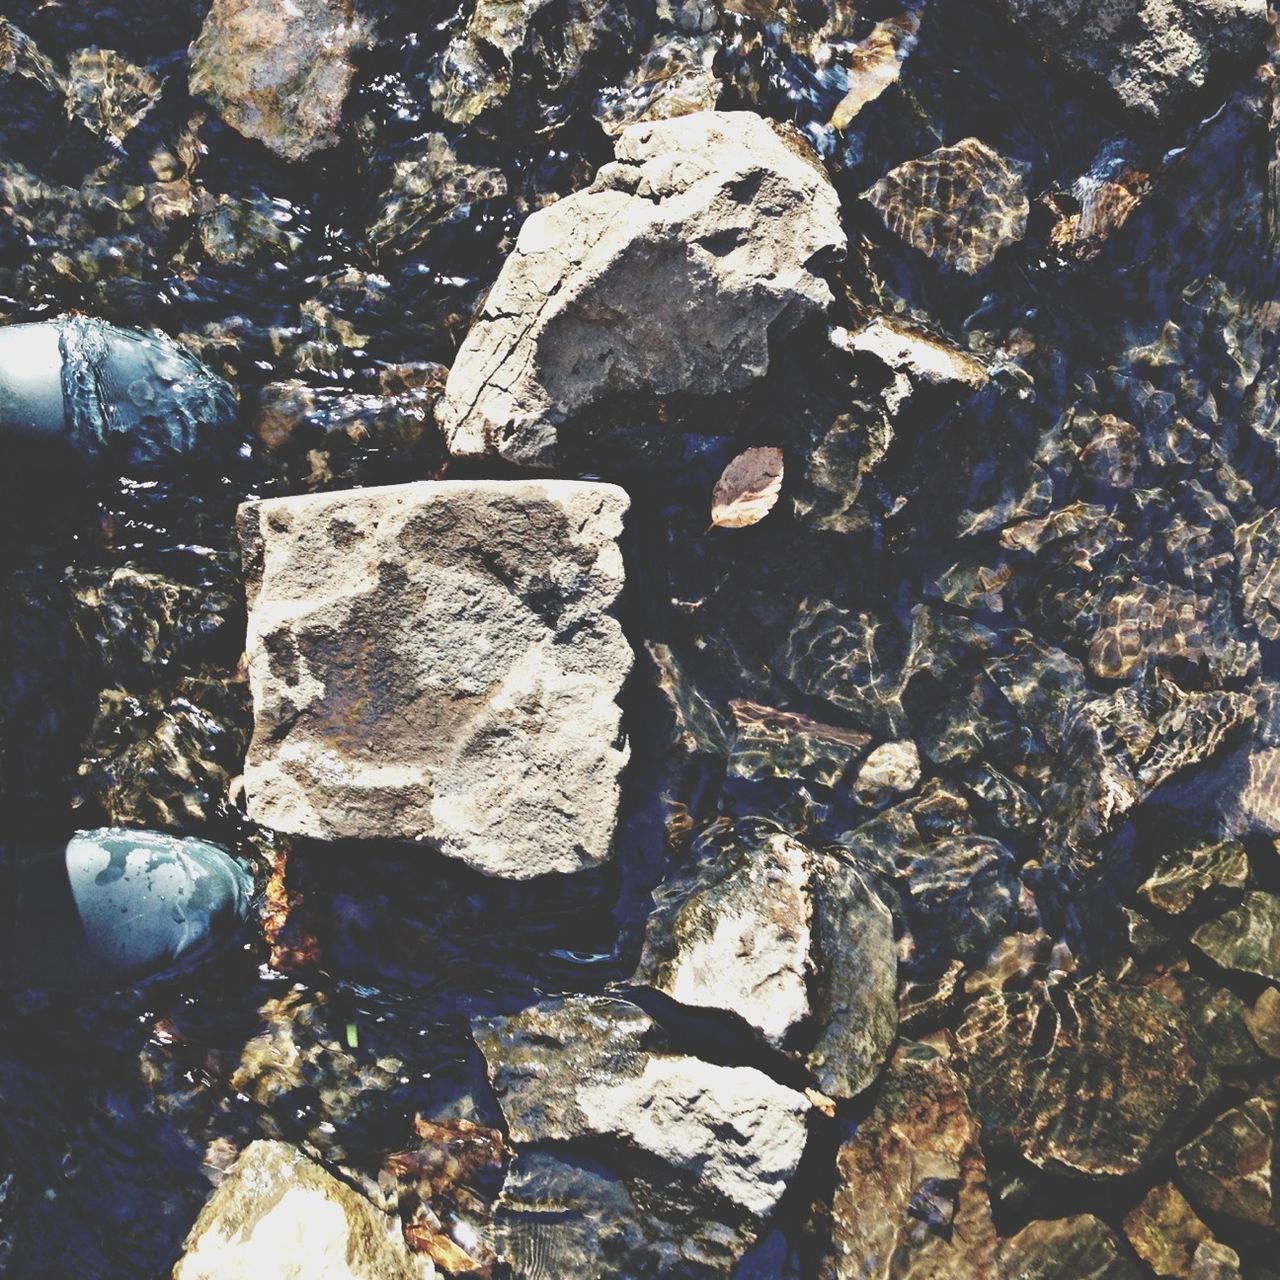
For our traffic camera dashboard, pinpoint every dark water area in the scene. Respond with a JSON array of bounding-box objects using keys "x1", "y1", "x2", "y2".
[{"x1": 3, "y1": 0, "x2": 1280, "y2": 1277}]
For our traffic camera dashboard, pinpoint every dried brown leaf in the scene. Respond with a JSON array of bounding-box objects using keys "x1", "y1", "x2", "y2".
[{"x1": 711, "y1": 446, "x2": 785, "y2": 529}]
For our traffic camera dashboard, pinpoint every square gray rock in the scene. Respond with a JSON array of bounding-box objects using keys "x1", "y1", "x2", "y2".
[{"x1": 238, "y1": 479, "x2": 631, "y2": 878}]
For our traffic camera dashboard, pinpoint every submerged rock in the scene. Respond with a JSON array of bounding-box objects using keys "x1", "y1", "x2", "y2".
[
  {"x1": 239, "y1": 480, "x2": 632, "y2": 878},
  {"x1": 1, "y1": 828, "x2": 253, "y2": 993},
  {"x1": 0, "y1": 317, "x2": 237, "y2": 477},
  {"x1": 173, "y1": 1140, "x2": 427, "y2": 1280},
  {"x1": 440, "y1": 110, "x2": 843, "y2": 468},
  {"x1": 1121, "y1": 1182, "x2": 1214, "y2": 1279},
  {"x1": 65, "y1": 48, "x2": 161, "y2": 144},
  {"x1": 189, "y1": 0, "x2": 370, "y2": 162},
  {"x1": 995, "y1": 1215, "x2": 1146, "y2": 1280},
  {"x1": 1191, "y1": 891, "x2": 1280, "y2": 980},
  {"x1": 831, "y1": 1044, "x2": 999, "y2": 1280},
  {"x1": 1176, "y1": 1097, "x2": 1277, "y2": 1228},
  {"x1": 1138, "y1": 838, "x2": 1248, "y2": 917}
]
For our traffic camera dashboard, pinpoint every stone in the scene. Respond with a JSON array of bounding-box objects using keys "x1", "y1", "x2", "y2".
[
  {"x1": 238, "y1": 480, "x2": 631, "y2": 878},
  {"x1": 727, "y1": 700, "x2": 872, "y2": 787},
  {"x1": 634, "y1": 831, "x2": 898, "y2": 1097},
  {"x1": 1191, "y1": 891, "x2": 1280, "y2": 980},
  {"x1": 594, "y1": 31, "x2": 720, "y2": 136},
  {"x1": 189, "y1": 0, "x2": 370, "y2": 162},
  {"x1": 842, "y1": 318, "x2": 988, "y2": 394},
  {"x1": 1244, "y1": 985, "x2": 1280, "y2": 1058},
  {"x1": 1122, "y1": 1182, "x2": 1213, "y2": 1279},
  {"x1": 853, "y1": 740, "x2": 922, "y2": 805},
  {"x1": 995, "y1": 1215, "x2": 1146, "y2": 1280},
  {"x1": 1138, "y1": 839, "x2": 1249, "y2": 917},
  {"x1": 471, "y1": 994, "x2": 810, "y2": 1219},
  {"x1": 991, "y1": 0, "x2": 1269, "y2": 121},
  {"x1": 863, "y1": 138, "x2": 1029, "y2": 275},
  {"x1": 956, "y1": 976, "x2": 1217, "y2": 1177},
  {"x1": 172, "y1": 1140, "x2": 429, "y2": 1280},
  {"x1": 1188, "y1": 1242, "x2": 1243, "y2": 1280},
  {"x1": 1177, "y1": 1097, "x2": 1277, "y2": 1228},
  {"x1": 66, "y1": 48, "x2": 161, "y2": 143},
  {"x1": 439, "y1": 110, "x2": 843, "y2": 468},
  {"x1": 831, "y1": 1044, "x2": 999, "y2": 1280}
]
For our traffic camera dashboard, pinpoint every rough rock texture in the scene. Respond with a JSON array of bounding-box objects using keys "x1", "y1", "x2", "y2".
[
  {"x1": 995, "y1": 1215, "x2": 1146, "y2": 1280},
  {"x1": 992, "y1": 0, "x2": 1269, "y2": 120},
  {"x1": 189, "y1": 0, "x2": 369, "y2": 162},
  {"x1": 1188, "y1": 1242, "x2": 1243, "y2": 1279},
  {"x1": 1176, "y1": 1098, "x2": 1277, "y2": 1228},
  {"x1": 173, "y1": 1140, "x2": 430, "y2": 1280},
  {"x1": 238, "y1": 480, "x2": 632, "y2": 878},
  {"x1": 956, "y1": 976, "x2": 1217, "y2": 1177},
  {"x1": 853, "y1": 740, "x2": 922, "y2": 805},
  {"x1": 1245, "y1": 986, "x2": 1280, "y2": 1058},
  {"x1": 1191, "y1": 892, "x2": 1280, "y2": 979},
  {"x1": 471, "y1": 995, "x2": 810, "y2": 1219},
  {"x1": 439, "y1": 110, "x2": 844, "y2": 467},
  {"x1": 831, "y1": 1045, "x2": 999, "y2": 1280},
  {"x1": 633, "y1": 832, "x2": 898, "y2": 1098},
  {"x1": 1138, "y1": 839, "x2": 1249, "y2": 917},
  {"x1": 1122, "y1": 1182, "x2": 1214, "y2": 1279}
]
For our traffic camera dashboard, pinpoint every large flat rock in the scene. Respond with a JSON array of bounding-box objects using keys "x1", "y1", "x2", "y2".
[{"x1": 238, "y1": 480, "x2": 632, "y2": 878}]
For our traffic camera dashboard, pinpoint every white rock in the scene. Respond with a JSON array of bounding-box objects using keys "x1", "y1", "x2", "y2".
[
  {"x1": 439, "y1": 109, "x2": 844, "y2": 468},
  {"x1": 238, "y1": 480, "x2": 632, "y2": 878},
  {"x1": 854, "y1": 740, "x2": 922, "y2": 804}
]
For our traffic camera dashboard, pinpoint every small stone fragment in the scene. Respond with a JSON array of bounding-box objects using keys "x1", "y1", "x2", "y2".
[
  {"x1": 172, "y1": 1140, "x2": 427, "y2": 1280},
  {"x1": 863, "y1": 138, "x2": 1029, "y2": 275},
  {"x1": 1244, "y1": 985, "x2": 1280, "y2": 1058},
  {"x1": 996, "y1": 1215, "x2": 1146, "y2": 1280},
  {"x1": 711, "y1": 446, "x2": 785, "y2": 528},
  {"x1": 238, "y1": 480, "x2": 632, "y2": 878},
  {"x1": 1176, "y1": 1098, "x2": 1277, "y2": 1228},
  {"x1": 189, "y1": 0, "x2": 369, "y2": 162},
  {"x1": 1138, "y1": 839, "x2": 1249, "y2": 917},
  {"x1": 853, "y1": 740, "x2": 921, "y2": 805},
  {"x1": 727, "y1": 700, "x2": 871, "y2": 787},
  {"x1": 1191, "y1": 892, "x2": 1280, "y2": 980},
  {"x1": 843, "y1": 316, "x2": 989, "y2": 392},
  {"x1": 1122, "y1": 1182, "x2": 1213, "y2": 1279},
  {"x1": 65, "y1": 48, "x2": 161, "y2": 143},
  {"x1": 829, "y1": 11, "x2": 921, "y2": 131},
  {"x1": 1188, "y1": 1241, "x2": 1242, "y2": 1280}
]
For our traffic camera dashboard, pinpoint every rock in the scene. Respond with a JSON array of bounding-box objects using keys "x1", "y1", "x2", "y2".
[
  {"x1": 189, "y1": 0, "x2": 369, "y2": 162},
  {"x1": 991, "y1": 0, "x2": 1269, "y2": 121},
  {"x1": 634, "y1": 831, "x2": 898, "y2": 1097},
  {"x1": 727, "y1": 700, "x2": 872, "y2": 787},
  {"x1": 238, "y1": 480, "x2": 632, "y2": 878},
  {"x1": 831, "y1": 1044, "x2": 999, "y2": 1280},
  {"x1": 863, "y1": 138, "x2": 1029, "y2": 275},
  {"x1": 1191, "y1": 891, "x2": 1280, "y2": 980},
  {"x1": 0, "y1": 317, "x2": 237, "y2": 478},
  {"x1": 853, "y1": 740, "x2": 922, "y2": 805},
  {"x1": 439, "y1": 110, "x2": 843, "y2": 468},
  {"x1": 172, "y1": 1140, "x2": 429, "y2": 1280},
  {"x1": 471, "y1": 994, "x2": 810, "y2": 1219},
  {"x1": 594, "y1": 31, "x2": 720, "y2": 135},
  {"x1": 995, "y1": 1215, "x2": 1146, "y2": 1280},
  {"x1": 1138, "y1": 839, "x2": 1249, "y2": 917},
  {"x1": 1122, "y1": 1182, "x2": 1213, "y2": 1279},
  {"x1": 1188, "y1": 1242, "x2": 1243, "y2": 1280},
  {"x1": 1245, "y1": 986, "x2": 1280, "y2": 1058},
  {"x1": 65, "y1": 48, "x2": 161, "y2": 143},
  {"x1": 956, "y1": 975, "x2": 1217, "y2": 1177},
  {"x1": 1177, "y1": 1097, "x2": 1277, "y2": 1228},
  {"x1": 1, "y1": 828, "x2": 253, "y2": 993},
  {"x1": 842, "y1": 317, "x2": 988, "y2": 394}
]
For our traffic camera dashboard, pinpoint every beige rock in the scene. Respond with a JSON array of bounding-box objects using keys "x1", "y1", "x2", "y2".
[{"x1": 1122, "y1": 1182, "x2": 1212, "y2": 1278}]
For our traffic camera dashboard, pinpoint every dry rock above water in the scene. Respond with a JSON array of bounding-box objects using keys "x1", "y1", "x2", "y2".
[
  {"x1": 439, "y1": 109, "x2": 844, "y2": 468},
  {"x1": 173, "y1": 1140, "x2": 430, "y2": 1280},
  {"x1": 238, "y1": 480, "x2": 632, "y2": 878}
]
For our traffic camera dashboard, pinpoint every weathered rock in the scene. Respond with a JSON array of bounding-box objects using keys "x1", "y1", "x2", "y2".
[
  {"x1": 957, "y1": 976, "x2": 1217, "y2": 1177},
  {"x1": 472, "y1": 995, "x2": 811, "y2": 1219},
  {"x1": 1187, "y1": 1241, "x2": 1243, "y2": 1280},
  {"x1": 831, "y1": 1044, "x2": 999, "y2": 1280},
  {"x1": 1138, "y1": 839, "x2": 1248, "y2": 917},
  {"x1": 863, "y1": 138, "x2": 1029, "y2": 275},
  {"x1": 594, "y1": 31, "x2": 720, "y2": 135},
  {"x1": 189, "y1": 0, "x2": 369, "y2": 162},
  {"x1": 439, "y1": 110, "x2": 843, "y2": 468},
  {"x1": 1191, "y1": 891, "x2": 1280, "y2": 980},
  {"x1": 1245, "y1": 986, "x2": 1280, "y2": 1058},
  {"x1": 1177, "y1": 1098, "x2": 1277, "y2": 1228},
  {"x1": 634, "y1": 831, "x2": 896, "y2": 1097},
  {"x1": 66, "y1": 48, "x2": 161, "y2": 143},
  {"x1": 842, "y1": 317, "x2": 989, "y2": 394},
  {"x1": 991, "y1": 0, "x2": 1269, "y2": 120},
  {"x1": 172, "y1": 1140, "x2": 429, "y2": 1280},
  {"x1": 727, "y1": 700, "x2": 871, "y2": 787},
  {"x1": 1122, "y1": 1182, "x2": 1213, "y2": 1279},
  {"x1": 238, "y1": 480, "x2": 632, "y2": 878},
  {"x1": 853, "y1": 740, "x2": 922, "y2": 805},
  {"x1": 996, "y1": 1215, "x2": 1146, "y2": 1280}
]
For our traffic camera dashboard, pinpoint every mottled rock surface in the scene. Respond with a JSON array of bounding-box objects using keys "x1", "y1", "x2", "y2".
[
  {"x1": 1177, "y1": 1098, "x2": 1277, "y2": 1227},
  {"x1": 239, "y1": 480, "x2": 632, "y2": 877},
  {"x1": 173, "y1": 1140, "x2": 430, "y2": 1280},
  {"x1": 1122, "y1": 1182, "x2": 1214, "y2": 1279},
  {"x1": 1138, "y1": 839, "x2": 1249, "y2": 917},
  {"x1": 832, "y1": 1045, "x2": 999, "y2": 1280},
  {"x1": 189, "y1": 0, "x2": 369, "y2": 162},
  {"x1": 996, "y1": 1215, "x2": 1146, "y2": 1280},
  {"x1": 1191, "y1": 891, "x2": 1280, "y2": 980},
  {"x1": 440, "y1": 110, "x2": 843, "y2": 467}
]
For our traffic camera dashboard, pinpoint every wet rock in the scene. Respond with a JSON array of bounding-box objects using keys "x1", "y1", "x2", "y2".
[
  {"x1": 440, "y1": 110, "x2": 843, "y2": 468},
  {"x1": 831, "y1": 1044, "x2": 999, "y2": 1280},
  {"x1": 1122, "y1": 1182, "x2": 1213, "y2": 1279},
  {"x1": 1138, "y1": 839, "x2": 1249, "y2": 917},
  {"x1": 472, "y1": 995, "x2": 811, "y2": 1218},
  {"x1": 991, "y1": 0, "x2": 1269, "y2": 120},
  {"x1": 188, "y1": 0, "x2": 370, "y2": 162},
  {"x1": 238, "y1": 480, "x2": 631, "y2": 878},
  {"x1": 172, "y1": 1140, "x2": 429, "y2": 1280},
  {"x1": 1176, "y1": 1097, "x2": 1277, "y2": 1228},
  {"x1": 863, "y1": 138, "x2": 1029, "y2": 275},
  {"x1": 727, "y1": 700, "x2": 872, "y2": 787},
  {"x1": 1188, "y1": 1242, "x2": 1242, "y2": 1280},
  {"x1": 957, "y1": 975, "x2": 1217, "y2": 1177},
  {"x1": 1245, "y1": 985, "x2": 1280, "y2": 1058},
  {"x1": 595, "y1": 31, "x2": 720, "y2": 135},
  {"x1": 1, "y1": 828, "x2": 253, "y2": 993},
  {"x1": 65, "y1": 48, "x2": 161, "y2": 144},
  {"x1": 842, "y1": 317, "x2": 989, "y2": 394},
  {"x1": 995, "y1": 1215, "x2": 1146, "y2": 1280},
  {"x1": 634, "y1": 831, "x2": 898, "y2": 1097},
  {"x1": 1191, "y1": 891, "x2": 1280, "y2": 980},
  {"x1": 853, "y1": 740, "x2": 921, "y2": 805},
  {"x1": 0, "y1": 317, "x2": 237, "y2": 478}
]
